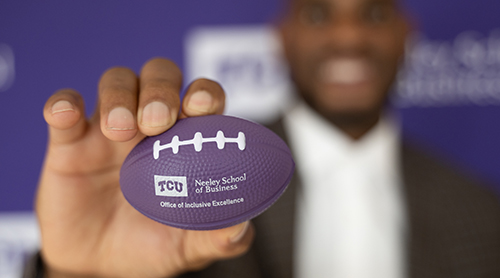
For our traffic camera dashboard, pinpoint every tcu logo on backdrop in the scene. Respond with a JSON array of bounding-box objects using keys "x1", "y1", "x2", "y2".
[{"x1": 154, "y1": 175, "x2": 188, "y2": 197}]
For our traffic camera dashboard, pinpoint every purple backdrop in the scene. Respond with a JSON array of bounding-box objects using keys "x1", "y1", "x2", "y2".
[{"x1": 1, "y1": 0, "x2": 499, "y2": 212}]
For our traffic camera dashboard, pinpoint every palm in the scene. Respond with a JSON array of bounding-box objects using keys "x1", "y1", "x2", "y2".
[{"x1": 39, "y1": 121, "x2": 194, "y2": 277}]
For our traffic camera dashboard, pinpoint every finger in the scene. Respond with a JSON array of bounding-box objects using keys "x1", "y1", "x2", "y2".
[
  {"x1": 184, "y1": 221, "x2": 254, "y2": 270},
  {"x1": 43, "y1": 89, "x2": 88, "y2": 145},
  {"x1": 98, "y1": 67, "x2": 139, "y2": 142},
  {"x1": 180, "y1": 79, "x2": 225, "y2": 119},
  {"x1": 137, "y1": 58, "x2": 182, "y2": 136}
]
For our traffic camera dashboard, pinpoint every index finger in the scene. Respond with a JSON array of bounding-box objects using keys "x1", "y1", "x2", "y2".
[
  {"x1": 98, "y1": 67, "x2": 139, "y2": 142},
  {"x1": 137, "y1": 58, "x2": 182, "y2": 136}
]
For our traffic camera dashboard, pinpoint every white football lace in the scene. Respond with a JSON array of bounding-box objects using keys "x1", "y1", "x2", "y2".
[{"x1": 153, "y1": 130, "x2": 246, "y2": 159}]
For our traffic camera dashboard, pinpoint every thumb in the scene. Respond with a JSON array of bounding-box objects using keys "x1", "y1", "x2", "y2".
[{"x1": 184, "y1": 221, "x2": 254, "y2": 271}]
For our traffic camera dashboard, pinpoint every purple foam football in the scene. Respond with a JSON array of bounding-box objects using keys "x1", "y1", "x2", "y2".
[{"x1": 120, "y1": 115, "x2": 295, "y2": 230}]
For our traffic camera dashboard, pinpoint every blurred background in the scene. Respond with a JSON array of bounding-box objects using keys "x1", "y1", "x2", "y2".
[{"x1": 1, "y1": 0, "x2": 500, "y2": 276}]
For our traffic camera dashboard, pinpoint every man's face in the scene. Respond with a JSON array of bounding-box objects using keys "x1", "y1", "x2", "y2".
[{"x1": 280, "y1": 0, "x2": 409, "y2": 121}]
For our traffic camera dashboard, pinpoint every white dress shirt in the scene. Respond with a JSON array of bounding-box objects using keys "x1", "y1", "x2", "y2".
[{"x1": 284, "y1": 102, "x2": 406, "y2": 278}]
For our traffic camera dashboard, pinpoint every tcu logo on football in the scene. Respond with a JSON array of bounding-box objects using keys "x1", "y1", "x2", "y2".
[
  {"x1": 153, "y1": 130, "x2": 246, "y2": 159},
  {"x1": 154, "y1": 175, "x2": 188, "y2": 197}
]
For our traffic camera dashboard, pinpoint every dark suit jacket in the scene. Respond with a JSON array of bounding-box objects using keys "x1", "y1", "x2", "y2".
[{"x1": 181, "y1": 119, "x2": 500, "y2": 278}]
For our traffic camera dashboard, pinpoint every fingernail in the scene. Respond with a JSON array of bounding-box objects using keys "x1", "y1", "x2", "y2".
[
  {"x1": 107, "y1": 107, "x2": 135, "y2": 130},
  {"x1": 229, "y1": 222, "x2": 250, "y2": 244},
  {"x1": 51, "y1": 100, "x2": 74, "y2": 114},
  {"x1": 141, "y1": 101, "x2": 170, "y2": 128},
  {"x1": 187, "y1": 90, "x2": 214, "y2": 113}
]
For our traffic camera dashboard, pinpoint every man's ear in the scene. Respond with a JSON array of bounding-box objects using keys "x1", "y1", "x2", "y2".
[
  {"x1": 395, "y1": 8, "x2": 418, "y2": 63},
  {"x1": 400, "y1": 7, "x2": 419, "y2": 49}
]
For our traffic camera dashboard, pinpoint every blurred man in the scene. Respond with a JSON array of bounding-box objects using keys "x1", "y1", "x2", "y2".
[{"x1": 26, "y1": 0, "x2": 500, "y2": 277}]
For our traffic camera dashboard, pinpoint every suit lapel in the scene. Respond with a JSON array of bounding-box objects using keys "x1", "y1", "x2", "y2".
[
  {"x1": 401, "y1": 143, "x2": 438, "y2": 278},
  {"x1": 400, "y1": 143, "x2": 483, "y2": 278},
  {"x1": 251, "y1": 118, "x2": 299, "y2": 278}
]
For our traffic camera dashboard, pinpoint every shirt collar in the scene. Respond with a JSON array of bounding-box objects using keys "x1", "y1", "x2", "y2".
[{"x1": 283, "y1": 101, "x2": 400, "y2": 187}]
